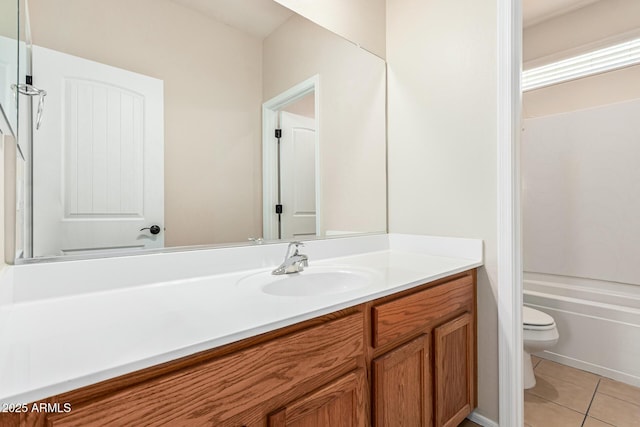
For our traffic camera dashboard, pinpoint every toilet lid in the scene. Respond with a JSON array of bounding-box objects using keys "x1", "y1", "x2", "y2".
[{"x1": 523, "y1": 306, "x2": 554, "y2": 327}]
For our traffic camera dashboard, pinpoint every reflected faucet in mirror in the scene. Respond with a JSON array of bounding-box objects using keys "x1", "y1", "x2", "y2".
[{"x1": 272, "y1": 241, "x2": 308, "y2": 275}]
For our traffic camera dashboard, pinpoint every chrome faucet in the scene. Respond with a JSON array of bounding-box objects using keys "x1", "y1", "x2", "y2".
[{"x1": 272, "y1": 241, "x2": 309, "y2": 275}]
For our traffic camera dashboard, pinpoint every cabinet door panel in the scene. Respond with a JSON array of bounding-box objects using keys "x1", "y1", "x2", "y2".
[
  {"x1": 434, "y1": 313, "x2": 474, "y2": 427},
  {"x1": 372, "y1": 275, "x2": 473, "y2": 347},
  {"x1": 268, "y1": 370, "x2": 366, "y2": 427},
  {"x1": 373, "y1": 334, "x2": 431, "y2": 427}
]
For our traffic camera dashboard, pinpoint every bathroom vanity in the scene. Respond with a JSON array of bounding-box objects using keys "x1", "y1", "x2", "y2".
[
  {"x1": 5, "y1": 271, "x2": 476, "y2": 427},
  {"x1": 0, "y1": 234, "x2": 481, "y2": 427}
]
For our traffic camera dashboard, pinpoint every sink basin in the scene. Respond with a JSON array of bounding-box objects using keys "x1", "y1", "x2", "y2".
[{"x1": 237, "y1": 266, "x2": 377, "y2": 297}]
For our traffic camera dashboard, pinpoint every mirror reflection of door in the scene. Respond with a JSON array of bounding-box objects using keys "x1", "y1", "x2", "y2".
[
  {"x1": 32, "y1": 46, "x2": 164, "y2": 257},
  {"x1": 279, "y1": 110, "x2": 317, "y2": 239},
  {"x1": 263, "y1": 81, "x2": 320, "y2": 241}
]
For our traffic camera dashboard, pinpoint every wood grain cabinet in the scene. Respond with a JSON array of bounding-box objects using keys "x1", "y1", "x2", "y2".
[
  {"x1": 1, "y1": 270, "x2": 476, "y2": 427},
  {"x1": 373, "y1": 335, "x2": 431, "y2": 427},
  {"x1": 46, "y1": 313, "x2": 365, "y2": 427},
  {"x1": 269, "y1": 370, "x2": 366, "y2": 427},
  {"x1": 434, "y1": 313, "x2": 475, "y2": 427},
  {"x1": 370, "y1": 271, "x2": 477, "y2": 427}
]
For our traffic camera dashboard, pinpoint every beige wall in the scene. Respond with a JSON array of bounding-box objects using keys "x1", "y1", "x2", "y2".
[
  {"x1": 28, "y1": 0, "x2": 264, "y2": 246},
  {"x1": 273, "y1": 0, "x2": 386, "y2": 59},
  {"x1": 524, "y1": 0, "x2": 640, "y2": 66},
  {"x1": 524, "y1": 0, "x2": 640, "y2": 118},
  {"x1": 386, "y1": 0, "x2": 499, "y2": 421},
  {"x1": 524, "y1": 65, "x2": 640, "y2": 118},
  {"x1": 0, "y1": 5, "x2": 17, "y2": 39},
  {"x1": 1, "y1": 133, "x2": 18, "y2": 265},
  {"x1": 282, "y1": 92, "x2": 314, "y2": 118},
  {"x1": 0, "y1": 0, "x2": 18, "y2": 133},
  {"x1": 263, "y1": 15, "x2": 387, "y2": 236}
]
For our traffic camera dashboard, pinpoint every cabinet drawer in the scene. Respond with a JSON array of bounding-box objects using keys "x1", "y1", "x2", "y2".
[
  {"x1": 372, "y1": 275, "x2": 473, "y2": 348},
  {"x1": 48, "y1": 313, "x2": 364, "y2": 426}
]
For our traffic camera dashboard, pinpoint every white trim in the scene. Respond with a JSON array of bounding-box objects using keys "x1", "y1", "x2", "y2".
[
  {"x1": 498, "y1": 0, "x2": 523, "y2": 426},
  {"x1": 313, "y1": 80, "x2": 321, "y2": 237},
  {"x1": 261, "y1": 75, "x2": 320, "y2": 240},
  {"x1": 468, "y1": 411, "x2": 499, "y2": 427},
  {"x1": 261, "y1": 108, "x2": 278, "y2": 240}
]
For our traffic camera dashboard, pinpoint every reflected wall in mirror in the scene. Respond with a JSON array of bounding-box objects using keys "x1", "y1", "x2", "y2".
[
  {"x1": 23, "y1": 0, "x2": 386, "y2": 259},
  {"x1": 2, "y1": 0, "x2": 30, "y2": 264},
  {"x1": 0, "y1": 0, "x2": 18, "y2": 135}
]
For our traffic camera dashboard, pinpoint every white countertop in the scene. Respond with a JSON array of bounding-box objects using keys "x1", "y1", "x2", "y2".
[{"x1": 0, "y1": 234, "x2": 482, "y2": 405}]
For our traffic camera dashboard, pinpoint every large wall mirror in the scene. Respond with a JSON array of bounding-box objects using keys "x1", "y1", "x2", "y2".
[{"x1": 19, "y1": 0, "x2": 387, "y2": 260}]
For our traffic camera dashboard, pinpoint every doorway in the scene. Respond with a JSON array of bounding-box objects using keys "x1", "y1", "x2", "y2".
[{"x1": 262, "y1": 75, "x2": 320, "y2": 241}]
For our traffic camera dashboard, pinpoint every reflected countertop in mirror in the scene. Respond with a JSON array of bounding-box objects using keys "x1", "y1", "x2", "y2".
[{"x1": 18, "y1": 0, "x2": 387, "y2": 262}]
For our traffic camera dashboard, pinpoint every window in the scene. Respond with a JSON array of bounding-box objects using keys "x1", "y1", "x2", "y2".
[{"x1": 522, "y1": 38, "x2": 640, "y2": 91}]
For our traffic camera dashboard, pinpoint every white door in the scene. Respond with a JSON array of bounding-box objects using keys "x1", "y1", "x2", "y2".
[
  {"x1": 32, "y1": 46, "x2": 164, "y2": 257},
  {"x1": 279, "y1": 111, "x2": 317, "y2": 239}
]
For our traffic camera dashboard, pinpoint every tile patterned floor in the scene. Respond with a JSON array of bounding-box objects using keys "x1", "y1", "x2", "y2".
[{"x1": 525, "y1": 356, "x2": 640, "y2": 427}]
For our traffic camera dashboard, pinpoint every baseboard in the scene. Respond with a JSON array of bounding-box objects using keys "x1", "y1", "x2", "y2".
[
  {"x1": 468, "y1": 410, "x2": 499, "y2": 427},
  {"x1": 539, "y1": 351, "x2": 640, "y2": 388}
]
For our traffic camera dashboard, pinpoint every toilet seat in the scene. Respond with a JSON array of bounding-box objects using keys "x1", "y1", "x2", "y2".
[{"x1": 523, "y1": 306, "x2": 555, "y2": 331}]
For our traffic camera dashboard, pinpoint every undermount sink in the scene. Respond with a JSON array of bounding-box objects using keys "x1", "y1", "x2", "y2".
[{"x1": 237, "y1": 266, "x2": 377, "y2": 297}]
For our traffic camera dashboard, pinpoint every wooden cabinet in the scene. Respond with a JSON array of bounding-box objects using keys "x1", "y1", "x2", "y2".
[
  {"x1": 372, "y1": 275, "x2": 473, "y2": 348},
  {"x1": 269, "y1": 370, "x2": 366, "y2": 427},
  {"x1": 373, "y1": 335, "x2": 431, "y2": 427},
  {"x1": 434, "y1": 313, "x2": 475, "y2": 427},
  {"x1": 370, "y1": 270, "x2": 476, "y2": 427},
  {"x1": 1, "y1": 269, "x2": 476, "y2": 427},
  {"x1": 46, "y1": 313, "x2": 364, "y2": 427}
]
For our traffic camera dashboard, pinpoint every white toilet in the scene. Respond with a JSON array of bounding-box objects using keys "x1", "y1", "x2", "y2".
[{"x1": 523, "y1": 306, "x2": 559, "y2": 389}]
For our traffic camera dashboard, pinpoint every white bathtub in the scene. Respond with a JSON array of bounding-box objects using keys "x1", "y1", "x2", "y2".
[{"x1": 524, "y1": 272, "x2": 640, "y2": 387}]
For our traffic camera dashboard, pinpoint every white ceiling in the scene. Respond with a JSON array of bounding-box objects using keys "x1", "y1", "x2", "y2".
[
  {"x1": 523, "y1": 0, "x2": 600, "y2": 27},
  {"x1": 171, "y1": 0, "x2": 294, "y2": 39}
]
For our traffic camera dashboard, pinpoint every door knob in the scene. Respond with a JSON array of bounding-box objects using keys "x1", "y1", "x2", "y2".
[{"x1": 140, "y1": 225, "x2": 161, "y2": 235}]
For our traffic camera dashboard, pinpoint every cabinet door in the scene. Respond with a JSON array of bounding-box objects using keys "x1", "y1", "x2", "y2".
[
  {"x1": 434, "y1": 313, "x2": 474, "y2": 427},
  {"x1": 268, "y1": 370, "x2": 366, "y2": 427},
  {"x1": 372, "y1": 334, "x2": 431, "y2": 427}
]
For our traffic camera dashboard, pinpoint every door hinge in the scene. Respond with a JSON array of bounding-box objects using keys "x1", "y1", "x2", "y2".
[
  {"x1": 275, "y1": 129, "x2": 282, "y2": 139},
  {"x1": 26, "y1": 75, "x2": 33, "y2": 85},
  {"x1": 275, "y1": 204, "x2": 283, "y2": 214}
]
